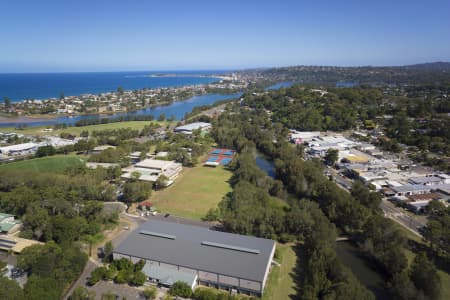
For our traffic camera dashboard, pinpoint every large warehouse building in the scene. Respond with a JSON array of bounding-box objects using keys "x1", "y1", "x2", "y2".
[{"x1": 113, "y1": 220, "x2": 276, "y2": 296}]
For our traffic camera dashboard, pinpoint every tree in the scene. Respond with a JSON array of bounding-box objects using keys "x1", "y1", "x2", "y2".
[
  {"x1": 80, "y1": 130, "x2": 89, "y2": 138},
  {"x1": 117, "y1": 86, "x2": 124, "y2": 95},
  {"x1": 170, "y1": 281, "x2": 192, "y2": 298},
  {"x1": 410, "y1": 253, "x2": 441, "y2": 300},
  {"x1": 88, "y1": 266, "x2": 107, "y2": 286},
  {"x1": 0, "y1": 277, "x2": 25, "y2": 300},
  {"x1": 158, "y1": 113, "x2": 166, "y2": 121},
  {"x1": 155, "y1": 175, "x2": 169, "y2": 190},
  {"x1": 143, "y1": 286, "x2": 157, "y2": 300},
  {"x1": 351, "y1": 181, "x2": 381, "y2": 211},
  {"x1": 24, "y1": 275, "x2": 62, "y2": 300},
  {"x1": 131, "y1": 270, "x2": 147, "y2": 286},
  {"x1": 114, "y1": 269, "x2": 130, "y2": 284},
  {"x1": 123, "y1": 181, "x2": 152, "y2": 203},
  {"x1": 134, "y1": 259, "x2": 146, "y2": 272},
  {"x1": 3, "y1": 97, "x2": 11, "y2": 108},
  {"x1": 324, "y1": 148, "x2": 339, "y2": 166},
  {"x1": 103, "y1": 241, "x2": 114, "y2": 263},
  {"x1": 35, "y1": 145, "x2": 56, "y2": 157},
  {"x1": 193, "y1": 288, "x2": 217, "y2": 300},
  {"x1": 387, "y1": 271, "x2": 420, "y2": 300},
  {"x1": 69, "y1": 286, "x2": 96, "y2": 300}
]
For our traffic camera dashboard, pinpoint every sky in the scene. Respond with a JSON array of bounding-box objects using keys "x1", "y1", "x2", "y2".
[{"x1": 0, "y1": 0, "x2": 449, "y2": 72}]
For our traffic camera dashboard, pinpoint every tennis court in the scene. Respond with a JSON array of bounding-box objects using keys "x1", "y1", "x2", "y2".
[{"x1": 205, "y1": 148, "x2": 236, "y2": 166}]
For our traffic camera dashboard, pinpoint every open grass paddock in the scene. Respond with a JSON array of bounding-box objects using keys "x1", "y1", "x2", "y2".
[
  {"x1": 0, "y1": 155, "x2": 84, "y2": 173},
  {"x1": 150, "y1": 165, "x2": 232, "y2": 220}
]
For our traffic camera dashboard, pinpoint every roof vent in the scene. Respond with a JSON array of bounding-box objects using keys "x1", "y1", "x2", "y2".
[
  {"x1": 201, "y1": 241, "x2": 260, "y2": 254},
  {"x1": 140, "y1": 230, "x2": 176, "y2": 240}
]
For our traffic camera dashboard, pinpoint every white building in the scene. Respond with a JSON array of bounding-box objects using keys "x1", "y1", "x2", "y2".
[
  {"x1": 0, "y1": 143, "x2": 39, "y2": 156},
  {"x1": 122, "y1": 159, "x2": 182, "y2": 186},
  {"x1": 174, "y1": 122, "x2": 211, "y2": 135}
]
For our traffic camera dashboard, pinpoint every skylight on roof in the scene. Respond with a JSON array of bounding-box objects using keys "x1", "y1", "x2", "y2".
[
  {"x1": 140, "y1": 230, "x2": 176, "y2": 240},
  {"x1": 201, "y1": 241, "x2": 260, "y2": 254}
]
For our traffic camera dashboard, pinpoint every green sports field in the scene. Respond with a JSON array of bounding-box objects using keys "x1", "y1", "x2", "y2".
[
  {"x1": 0, "y1": 120, "x2": 173, "y2": 136},
  {"x1": 151, "y1": 165, "x2": 232, "y2": 220},
  {"x1": 0, "y1": 155, "x2": 85, "y2": 173}
]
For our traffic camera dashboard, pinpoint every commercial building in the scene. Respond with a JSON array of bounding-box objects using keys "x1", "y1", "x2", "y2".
[
  {"x1": 174, "y1": 122, "x2": 211, "y2": 135},
  {"x1": 0, "y1": 142, "x2": 39, "y2": 156},
  {"x1": 0, "y1": 235, "x2": 43, "y2": 253},
  {"x1": 113, "y1": 220, "x2": 276, "y2": 296},
  {"x1": 409, "y1": 175, "x2": 447, "y2": 186},
  {"x1": 121, "y1": 159, "x2": 182, "y2": 186},
  {"x1": 390, "y1": 185, "x2": 432, "y2": 197}
]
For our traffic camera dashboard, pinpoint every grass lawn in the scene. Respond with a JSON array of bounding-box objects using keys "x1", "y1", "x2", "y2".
[
  {"x1": 150, "y1": 165, "x2": 232, "y2": 220},
  {"x1": 263, "y1": 243, "x2": 297, "y2": 300},
  {"x1": 0, "y1": 155, "x2": 85, "y2": 173},
  {"x1": 1, "y1": 120, "x2": 173, "y2": 136}
]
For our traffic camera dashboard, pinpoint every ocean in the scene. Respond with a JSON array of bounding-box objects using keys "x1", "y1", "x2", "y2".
[{"x1": 0, "y1": 70, "x2": 224, "y2": 102}]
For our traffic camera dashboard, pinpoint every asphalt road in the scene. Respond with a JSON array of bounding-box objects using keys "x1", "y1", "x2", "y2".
[
  {"x1": 326, "y1": 165, "x2": 427, "y2": 238},
  {"x1": 380, "y1": 199, "x2": 427, "y2": 237}
]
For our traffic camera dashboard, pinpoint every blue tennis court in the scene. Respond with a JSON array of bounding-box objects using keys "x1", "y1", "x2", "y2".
[
  {"x1": 210, "y1": 149, "x2": 222, "y2": 155},
  {"x1": 220, "y1": 158, "x2": 232, "y2": 165},
  {"x1": 223, "y1": 150, "x2": 234, "y2": 156},
  {"x1": 207, "y1": 156, "x2": 219, "y2": 162}
]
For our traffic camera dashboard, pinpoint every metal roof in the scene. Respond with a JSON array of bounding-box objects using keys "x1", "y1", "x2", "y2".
[
  {"x1": 391, "y1": 184, "x2": 431, "y2": 193},
  {"x1": 143, "y1": 264, "x2": 197, "y2": 287},
  {"x1": 174, "y1": 122, "x2": 211, "y2": 132},
  {"x1": 114, "y1": 220, "x2": 275, "y2": 283},
  {"x1": 409, "y1": 176, "x2": 443, "y2": 184}
]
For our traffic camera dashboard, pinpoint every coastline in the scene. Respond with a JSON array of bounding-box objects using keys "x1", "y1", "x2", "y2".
[{"x1": 0, "y1": 91, "x2": 205, "y2": 124}]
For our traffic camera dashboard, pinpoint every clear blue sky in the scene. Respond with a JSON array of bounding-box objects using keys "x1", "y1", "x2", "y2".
[{"x1": 1, "y1": 0, "x2": 449, "y2": 72}]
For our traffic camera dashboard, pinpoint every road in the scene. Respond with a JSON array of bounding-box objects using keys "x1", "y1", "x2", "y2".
[
  {"x1": 325, "y1": 165, "x2": 427, "y2": 237},
  {"x1": 62, "y1": 259, "x2": 98, "y2": 300},
  {"x1": 380, "y1": 199, "x2": 427, "y2": 237}
]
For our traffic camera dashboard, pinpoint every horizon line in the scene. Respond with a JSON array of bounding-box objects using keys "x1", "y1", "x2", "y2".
[{"x1": 1, "y1": 61, "x2": 449, "y2": 74}]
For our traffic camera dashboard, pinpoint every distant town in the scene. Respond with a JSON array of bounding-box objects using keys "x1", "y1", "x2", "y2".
[{"x1": 0, "y1": 74, "x2": 245, "y2": 118}]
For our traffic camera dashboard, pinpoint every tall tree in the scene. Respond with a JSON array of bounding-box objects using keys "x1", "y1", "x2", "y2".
[{"x1": 410, "y1": 253, "x2": 441, "y2": 300}]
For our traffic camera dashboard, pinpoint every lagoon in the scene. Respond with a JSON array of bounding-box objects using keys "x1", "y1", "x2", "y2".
[{"x1": 0, "y1": 92, "x2": 242, "y2": 128}]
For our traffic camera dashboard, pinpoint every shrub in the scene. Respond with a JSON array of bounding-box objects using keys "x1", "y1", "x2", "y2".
[
  {"x1": 131, "y1": 271, "x2": 147, "y2": 286},
  {"x1": 88, "y1": 267, "x2": 107, "y2": 286},
  {"x1": 170, "y1": 281, "x2": 192, "y2": 298}
]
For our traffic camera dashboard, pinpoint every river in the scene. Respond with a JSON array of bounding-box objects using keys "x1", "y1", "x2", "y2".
[
  {"x1": 0, "y1": 92, "x2": 242, "y2": 128},
  {"x1": 255, "y1": 152, "x2": 276, "y2": 178},
  {"x1": 336, "y1": 241, "x2": 389, "y2": 299},
  {"x1": 253, "y1": 150, "x2": 388, "y2": 299}
]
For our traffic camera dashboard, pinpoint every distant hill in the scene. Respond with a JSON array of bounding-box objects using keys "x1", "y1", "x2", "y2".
[
  {"x1": 238, "y1": 62, "x2": 450, "y2": 86},
  {"x1": 402, "y1": 62, "x2": 450, "y2": 71}
]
